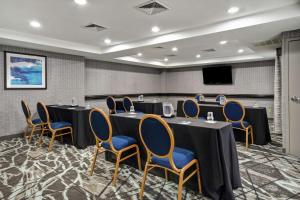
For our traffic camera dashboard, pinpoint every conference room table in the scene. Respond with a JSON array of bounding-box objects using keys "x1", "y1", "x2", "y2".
[
  {"x1": 177, "y1": 100, "x2": 271, "y2": 145},
  {"x1": 109, "y1": 112, "x2": 241, "y2": 200},
  {"x1": 115, "y1": 100, "x2": 163, "y2": 115},
  {"x1": 47, "y1": 105, "x2": 95, "y2": 149}
]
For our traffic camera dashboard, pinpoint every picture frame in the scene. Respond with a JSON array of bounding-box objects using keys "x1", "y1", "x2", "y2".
[{"x1": 4, "y1": 51, "x2": 47, "y2": 90}]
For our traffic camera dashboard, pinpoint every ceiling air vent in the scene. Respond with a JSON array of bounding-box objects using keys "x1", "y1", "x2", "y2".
[
  {"x1": 253, "y1": 38, "x2": 281, "y2": 47},
  {"x1": 153, "y1": 46, "x2": 164, "y2": 49},
  {"x1": 136, "y1": 0, "x2": 169, "y2": 15},
  {"x1": 82, "y1": 23, "x2": 106, "y2": 32},
  {"x1": 200, "y1": 48, "x2": 216, "y2": 52},
  {"x1": 166, "y1": 54, "x2": 176, "y2": 57}
]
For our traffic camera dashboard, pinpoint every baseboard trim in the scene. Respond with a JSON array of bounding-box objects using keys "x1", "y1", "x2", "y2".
[{"x1": 0, "y1": 132, "x2": 23, "y2": 141}]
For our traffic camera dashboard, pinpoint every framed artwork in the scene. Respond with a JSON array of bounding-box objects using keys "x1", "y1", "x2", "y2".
[{"x1": 4, "y1": 51, "x2": 47, "y2": 89}]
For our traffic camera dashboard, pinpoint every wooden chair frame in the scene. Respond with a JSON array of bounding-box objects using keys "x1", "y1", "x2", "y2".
[
  {"x1": 88, "y1": 108, "x2": 141, "y2": 186},
  {"x1": 139, "y1": 114, "x2": 202, "y2": 200},
  {"x1": 123, "y1": 96, "x2": 133, "y2": 112},
  {"x1": 216, "y1": 94, "x2": 226, "y2": 102},
  {"x1": 223, "y1": 100, "x2": 254, "y2": 149},
  {"x1": 182, "y1": 99, "x2": 200, "y2": 119},
  {"x1": 21, "y1": 100, "x2": 44, "y2": 143},
  {"x1": 106, "y1": 96, "x2": 117, "y2": 114},
  {"x1": 37, "y1": 102, "x2": 74, "y2": 151},
  {"x1": 195, "y1": 94, "x2": 205, "y2": 102}
]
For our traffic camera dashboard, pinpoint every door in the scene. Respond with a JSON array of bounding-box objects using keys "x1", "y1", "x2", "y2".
[{"x1": 288, "y1": 39, "x2": 300, "y2": 156}]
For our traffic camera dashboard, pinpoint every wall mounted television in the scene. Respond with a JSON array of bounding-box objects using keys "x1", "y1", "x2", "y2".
[{"x1": 202, "y1": 66, "x2": 233, "y2": 85}]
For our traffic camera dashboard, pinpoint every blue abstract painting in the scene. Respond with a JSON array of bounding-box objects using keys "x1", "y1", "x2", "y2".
[{"x1": 5, "y1": 52, "x2": 46, "y2": 89}]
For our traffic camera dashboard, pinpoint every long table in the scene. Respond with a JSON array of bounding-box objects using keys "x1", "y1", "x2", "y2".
[
  {"x1": 176, "y1": 101, "x2": 271, "y2": 145},
  {"x1": 110, "y1": 113, "x2": 241, "y2": 200},
  {"x1": 47, "y1": 105, "x2": 95, "y2": 149},
  {"x1": 115, "y1": 100, "x2": 163, "y2": 115}
]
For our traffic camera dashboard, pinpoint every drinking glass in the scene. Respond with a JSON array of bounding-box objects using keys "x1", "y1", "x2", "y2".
[
  {"x1": 130, "y1": 106, "x2": 135, "y2": 112},
  {"x1": 207, "y1": 112, "x2": 214, "y2": 121}
]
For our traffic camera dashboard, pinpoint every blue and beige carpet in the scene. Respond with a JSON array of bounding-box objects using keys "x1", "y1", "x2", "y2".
[{"x1": 0, "y1": 133, "x2": 299, "y2": 200}]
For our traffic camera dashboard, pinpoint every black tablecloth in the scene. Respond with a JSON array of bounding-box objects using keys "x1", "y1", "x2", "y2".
[
  {"x1": 110, "y1": 113, "x2": 241, "y2": 200},
  {"x1": 177, "y1": 101, "x2": 271, "y2": 145},
  {"x1": 47, "y1": 105, "x2": 95, "y2": 149},
  {"x1": 115, "y1": 100, "x2": 163, "y2": 115}
]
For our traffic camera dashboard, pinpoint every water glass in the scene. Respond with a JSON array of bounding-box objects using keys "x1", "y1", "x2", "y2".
[
  {"x1": 130, "y1": 106, "x2": 135, "y2": 112},
  {"x1": 207, "y1": 112, "x2": 214, "y2": 121}
]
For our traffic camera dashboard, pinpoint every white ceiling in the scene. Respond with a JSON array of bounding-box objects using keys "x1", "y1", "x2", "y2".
[{"x1": 0, "y1": 0, "x2": 300, "y2": 68}]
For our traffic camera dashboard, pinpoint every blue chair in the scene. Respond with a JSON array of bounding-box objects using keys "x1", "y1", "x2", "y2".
[
  {"x1": 223, "y1": 100, "x2": 254, "y2": 149},
  {"x1": 139, "y1": 114, "x2": 202, "y2": 200},
  {"x1": 123, "y1": 96, "x2": 133, "y2": 112},
  {"x1": 106, "y1": 96, "x2": 124, "y2": 114},
  {"x1": 195, "y1": 94, "x2": 205, "y2": 102},
  {"x1": 216, "y1": 94, "x2": 226, "y2": 102},
  {"x1": 21, "y1": 100, "x2": 44, "y2": 143},
  {"x1": 182, "y1": 99, "x2": 200, "y2": 119},
  {"x1": 88, "y1": 108, "x2": 141, "y2": 185},
  {"x1": 37, "y1": 102, "x2": 73, "y2": 151}
]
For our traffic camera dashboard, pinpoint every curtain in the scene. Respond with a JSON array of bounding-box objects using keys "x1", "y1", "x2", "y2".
[{"x1": 274, "y1": 48, "x2": 282, "y2": 134}]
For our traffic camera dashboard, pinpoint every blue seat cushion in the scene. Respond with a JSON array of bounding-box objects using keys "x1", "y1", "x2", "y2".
[
  {"x1": 50, "y1": 122, "x2": 72, "y2": 130},
  {"x1": 199, "y1": 117, "x2": 206, "y2": 120},
  {"x1": 116, "y1": 109, "x2": 125, "y2": 113},
  {"x1": 232, "y1": 121, "x2": 250, "y2": 129},
  {"x1": 152, "y1": 147, "x2": 195, "y2": 169},
  {"x1": 101, "y1": 135, "x2": 136, "y2": 151},
  {"x1": 32, "y1": 118, "x2": 42, "y2": 124}
]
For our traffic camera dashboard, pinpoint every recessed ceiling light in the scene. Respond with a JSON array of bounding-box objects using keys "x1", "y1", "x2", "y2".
[
  {"x1": 227, "y1": 7, "x2": 239, "y2": 14},
  {"x1": 30, "y1": 20, "x2": 41, "y2": 28},
  {"x1": 219, "y1": 40, "x2": 228, "y2": 45},
  {"x1": 137, "y1": 53, "x2": 142, "y2": 57},
  {"x1": 196, "y1": 54, "x2": 201, "y2": 58},
  {"x1": 172, "y1": 47, "x2": 178, "y2": 52},
  {"x1": 104, "y1": 39, "x2": 111, "y2": 44},
  {"x1": 74, "y1": 0, "x2": 87, "y2": 5},
  {"x1": 152, "y1": 26, "x2": 160, "y2": 33},
  {"x1": 238, "y1": 49, "x2": 244, "y2": 53},
  {"x1": 164, "y1": 58, "x2": 169, "y2": 62}
]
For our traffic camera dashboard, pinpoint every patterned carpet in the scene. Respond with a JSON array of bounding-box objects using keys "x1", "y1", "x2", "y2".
[{"x1": 0, "y1": 133, "x2": 299, "y2": 200}]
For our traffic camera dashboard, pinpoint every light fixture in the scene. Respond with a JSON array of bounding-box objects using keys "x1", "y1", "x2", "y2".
[
  {"x1": 219, "y1": 40, "x2": 228, "y2": 45},
  {"x1": 172, "y1": 47, "x2": 178, "y2": 52},
  {"x1": 227, "y1": 7, "x2": 239, "y2": 14},
  {"x1": 30, "y1": 20, "x2": 41, "y2": 28},
  {"x1": 238, "y1": 49, "x2": 244, "y2": 53},
  {"x1": 164, "y1": 57, "x2": 169, "y2": 62},
  {"x1": 137, "y1": 52, "x2": 143, "y2": 57},
  {"x1": 152, "y1": 26, "x2": 160, "y2": 33},
  {"x1": 74, "y1": 0, "x2": 87, "y2": 5},
  {"x1": 104, "y1": 39, "x2": 111, "y2": 44},
  {"x1": 196, "y1": 54, "x2": 201, "y2": 58}
]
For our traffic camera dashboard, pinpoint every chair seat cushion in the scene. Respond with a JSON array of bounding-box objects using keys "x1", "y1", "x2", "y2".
[
  {"x1": 152, "y1": 147, "x2": 195, "y2": 169},
  {"x1": 32, "y1": 118, "x2": 42, "y2": 125},
  {"x1": 116, "y1": 109, "x2": 125, "y2": 113},
  {"x1": 199, "y1": 117, "x2": 206, "y2": 120},
  {"x1": 101, "y1": 135, "x2": 136, "y2": 151},
  {"x1": 50, "y1": 121, "x2": 72, "y2": 130},
  {"x1": 232, "y1": 121, "x2": 250, "y2": 129}
]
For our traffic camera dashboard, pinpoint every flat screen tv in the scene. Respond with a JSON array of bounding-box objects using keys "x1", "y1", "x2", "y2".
[{"x1": 202, "y1": 66, "x2": 232, "y2": 85}]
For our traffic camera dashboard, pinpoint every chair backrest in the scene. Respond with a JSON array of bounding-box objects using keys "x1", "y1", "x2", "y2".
[
  {"x1": 195, "y1": 94, "x2": 205, "y2": 102},
  {"x1": 139, "y1": 114, "x2": 174, "y2": 159},
  {"x1": 182, "y1": 99, "x2": 200, "y2": 118},
  {"x1": 21, "y1": 100, "x2": 31, "y2": 122},
  {"x1": 106, "y1": 96, "x2": 116, "y2": 113},
  {"x1": 37, "y1": 102, "x2": 50, "y2": 124},
  {"x1": 89, "y1": 108, "x2": 112, "y2": 143},
  {"x1": 216, "y1": 95, "x2": 226, "y2": 102},
  {"x1": 223, "y1": 100, "x2": 245, "y2": 122},
  {"x1": 123, "y1": 96, "x2": 133, "y2": 112}
]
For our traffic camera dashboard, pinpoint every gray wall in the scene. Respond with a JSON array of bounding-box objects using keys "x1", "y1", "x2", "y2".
[
  {"x1": 0, "y1": 45, "x2": 85, "y2": 137},
  {"x1": 85, "y1": 60, "x2": 163, "y2": 95},
  {"x1": 164, "y1": 60, "x2": 275, "y2": 94}
]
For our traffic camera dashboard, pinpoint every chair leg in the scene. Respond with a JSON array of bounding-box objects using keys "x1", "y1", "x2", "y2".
[
  {"x1": 23, "y1": 126, "x2": 29, "y2": 139},
  {"x1": 178, "y1": 170, "x2": 185, "y2": 200},
  {"x1": 70, "y1": 128, "x2": 74, "y2": 145},
  {"x1": 245, "y1": 129, "x2": 249, "y2": 149},
  {"x1": 38, "y1": 127, "x2": 45, "y2": 146},
  {"x1": 112, "y1": 153, "x2": 121, "y2": 186},
  {"x1": 28, "y1": 126, "x2": 35, "y2": 144},
  {"x1": 164, "y1": 169, "x2": 168, "y2": 181},
  {"x1": 139, "y1": 162, "x2": 149, "y2": 200},
  {"x1": 250, "y1": 127, "x2": 254, "y2": 144},
  {"x1": 136, "y1": 146, "x2": 142, "y2": 171},
  {"x1": 196, "y1": 162, "x2": 202, "y2": 193},
  {"x1": 48, "y1": 131, "x2": 56, "y2": 151},
  {"x1": 89, "y1": 147, "x2": 99, "y2": 176}
]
